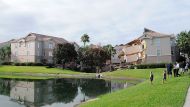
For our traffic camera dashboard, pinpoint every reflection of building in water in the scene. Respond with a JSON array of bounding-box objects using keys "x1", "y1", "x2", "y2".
[
  {"x1": 110, "y1": 81, "x2": 128, "y2": 92},
  {"x1": 0, "y1": 78, "x2": 130, "y2": 107},
  {"x1": 105, "y1": 80, "x2": 128, "y2": 92},
  {"x1": 10, "y1": 80, "x2": 55, "y2": 107}
]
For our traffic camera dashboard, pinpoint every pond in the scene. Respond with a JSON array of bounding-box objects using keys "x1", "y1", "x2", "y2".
[{"x1": 0, "y1": 78, "x2": 137, "y2": 107}]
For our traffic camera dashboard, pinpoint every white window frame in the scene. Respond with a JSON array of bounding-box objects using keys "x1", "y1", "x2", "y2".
[
  {"x1": 157, "y1": 49, "x2": 161, "y2": 56},
  {"x1": 37, "y1": 51, "x2": 40, "y2": 56},
  {"x1": 49, "y1": 51, "x2": 53, "y2": 56},
  {"x1": 38, "y1": 42, "x2": 40, "y2": 48},
  {"x1": 27, "y1": 43, "x2": 30, "y2": 48},
  {"x1": 49, "y1": 43, "x2": 53, "y2": 49}
]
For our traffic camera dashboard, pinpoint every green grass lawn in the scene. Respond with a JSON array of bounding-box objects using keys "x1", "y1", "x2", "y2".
[
  {"x1": 0, "y1": 75, "x2": 52, "y2": 79},
  {"x1": 0, "y1": 65, "x2": 80, "y2": 74},
  {"x1": 80, "y1": 68, "x2": 190, "y2": 107}
]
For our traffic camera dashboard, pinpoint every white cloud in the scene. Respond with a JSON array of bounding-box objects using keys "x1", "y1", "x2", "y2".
[{"x1": 0, "y1": 0, "x2": 190, "y2": 45}]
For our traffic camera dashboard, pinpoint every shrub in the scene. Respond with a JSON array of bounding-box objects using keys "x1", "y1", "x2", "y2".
[
  {"x1": 34, "y1": 63, "x2": 44, "y2": 66},
  {"x1": 2, "y1": 62, "x2": 13, "y2": 65},
  {"x1": 14, "y1": 63, "x2": 20, "y2": 66},
  {"x1": 46, "y1": 63, "x2": 55, "y2": 68},
  {"x1": 26, "y1": 62, "x2": 35, "y2": 66},
  {"x1": 20, "y1": 63, "x2": 27, "y2": 66},
  {"x1": 134, "y1": 63, "x2": 167, "y2": 69}
]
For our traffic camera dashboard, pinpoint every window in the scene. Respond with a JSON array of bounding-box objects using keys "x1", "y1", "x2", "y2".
[
  {"x1": 49, "y1": 43, "x2": 53, "y2": 49},
  {"x1": 153, "y1": 38, "x2": 160, "y2": 47},
  {"x1": 37, "y1": 51, "x2": 40, "y2": 56},
  {"x1": 49, "y1": 51, "x2": 53, "y2": 56},
  {"x1": 27, "y1": 43, "x2": 30, "y2": 48},
  {"x1": 15, "y1": 51, "x2": 18, "y2": 56},
  {"x1": 157, "y1": 50, "x2": 161, "y2": 56},
  {"x1": 142, "y1": 45, "x2": 144, "y2": 49},
  {"x1": 15, "y1": 44, "x2": 18, "y2": 48},
  {"x1": 27, "y1": 51, "x2": 30, "y2": 56},
  {"x1": 38, "y1": 42, "x2": 40, "y2": 48}
]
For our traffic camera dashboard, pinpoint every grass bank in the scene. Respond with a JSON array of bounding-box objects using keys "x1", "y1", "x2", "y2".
[
  {"x1": 80, "y1": 68, "x2": 190, "y2": 107},
  {"x1": 0, "y1": 66, "x2": 95, "y2": 79},
  {"x1": 0, "y1": 65, "x2": 80, "y2": 74},
  {"x1": 0, "y1": 75, "x2": 52, "y2": 80}
]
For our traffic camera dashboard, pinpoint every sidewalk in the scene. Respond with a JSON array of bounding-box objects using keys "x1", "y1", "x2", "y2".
[{"x1": 184, "y1": 86, "x2": 190, "y2": 107}]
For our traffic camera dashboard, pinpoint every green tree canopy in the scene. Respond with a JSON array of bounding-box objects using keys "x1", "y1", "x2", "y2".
[
  {"x1": 81, "y1": 34, "x2": 90, "y2": 47},
  {"x1": 103, "y1": 44, "x2": 116, "y2": 60},
  {"x1": 78, "y1": 47, "x2": 108, "y2": 72},
  {"x1": 53, "y1": 43, "x2": 78, "y2": 64},
  {"x1": 0, "y1": 45, "x2": 11, "y2": 62},
  {"x1": 176, "y1": 31, "x2": 190, "y2": 58}
]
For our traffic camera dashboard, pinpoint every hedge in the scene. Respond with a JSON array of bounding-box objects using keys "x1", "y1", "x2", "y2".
[
  {"x1": 0, "y1": 62, "x2": 45, "y2": 66},
  {"x1": 132, "y1": 63, "x2": 169, "y2": 69}
]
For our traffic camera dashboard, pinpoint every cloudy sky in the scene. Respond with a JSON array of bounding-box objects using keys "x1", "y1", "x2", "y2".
[{"x1": 0, "y1": 0, "x2": 190, "y2": 46}]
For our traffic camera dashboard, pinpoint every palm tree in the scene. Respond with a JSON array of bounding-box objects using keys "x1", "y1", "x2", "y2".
[
  {"x1": 103, "y1": 44, "x2": 116, "y2": 71},
  {"x1": 81, "y1": 34, "x2": 90, "y2": 47}
]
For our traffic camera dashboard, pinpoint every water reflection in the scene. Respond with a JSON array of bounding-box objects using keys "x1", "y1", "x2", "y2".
[{"x1": 0, "y1": 78, "x2": 132, "y2": 107}]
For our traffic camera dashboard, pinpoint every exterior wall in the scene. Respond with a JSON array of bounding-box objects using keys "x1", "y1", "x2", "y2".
[
  {"x1": 11, "y1": 41, "x2": 36, "y2": 63},
  {"x1": 41, "y1": 40, "x2": 55, "y2": 63},
  {"x1": 143, "y1": 37, "x2": 172, "y2": 64},
  {"x1": 11, "y1": 39, "x2": 56, "y2": 63},
  {"x1": 145, "y1": 55, "x2": 172, "y2": 64}
]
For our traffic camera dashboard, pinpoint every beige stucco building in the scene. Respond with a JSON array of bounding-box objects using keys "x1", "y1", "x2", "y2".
[
  {"x1": 113, "y1": 28, "x2": 177, "y2": 64},
  {"x1": 11, "y1": 33, "x2": 68, "y2": 63}
]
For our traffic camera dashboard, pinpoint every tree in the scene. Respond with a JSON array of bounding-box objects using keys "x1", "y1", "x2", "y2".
[
  {"x1": 176, "y1": 31, "x2": 190, "y2": 58},
  {"x1": 103, "y1": 44, "x2": 116, "y2": 71},
  {"x1": 103, "y1": 44, "x2": 116, "y2": 61},
  {"x1": 81, "y1": 34, "x2": 90, "y2": 47},
  {"x1": 0, "y1": 45, "x2": 11, "y2": 62},
  {"x1": 78, "y1": 47, "x2": 108, "y2": 73},
  {"x1": 53, "y1": 43, "x2": 78, "y2": 68}
]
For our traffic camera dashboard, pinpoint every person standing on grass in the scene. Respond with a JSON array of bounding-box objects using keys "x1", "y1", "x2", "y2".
[
  {"x1": 150, "y1": 71, "x2": 154, "y2": 85},
  {"x1": 173, "y1": 62, "x2": 180, "y2": 77},
  {"x1": 180, "y1": 61, "x2": 186, "y2": 74},
  {"x1": 176, "y1": 62, "x2": 180, "y2": 77},
  {"x1": 166, "y1": 63, "x2": 172, "y2": 77},
  {"x1": 173, "y1": 63, "x2": 177, "y2": 77},
  {"x1": 163, "y1": 70, "x2": 167, "y2": 84}
]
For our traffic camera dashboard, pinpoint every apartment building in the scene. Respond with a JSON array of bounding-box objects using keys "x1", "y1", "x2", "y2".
[
  {"x1": 11, "y1": 33, "x2": 68, "y2": 63},
  {"x1": 111, "y1": 45, "x2": 126, "y2": 64},
  {"x1": 117, "y1": 28, "x2": 177, "y2": 64}
]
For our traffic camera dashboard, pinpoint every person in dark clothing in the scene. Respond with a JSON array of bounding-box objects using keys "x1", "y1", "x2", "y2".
[
  {"x1": 150, "y1": 71, "x2": 154, "y2": 85},
  {"x1": 166, "y1": 63, "x2": 172, "y2": 77},
  {"x1": 180, "y1": 61, "x2": 186, "y2": 74},
  {"x1": 163, "y1": 70, "x2": 167, "y2": 84}
]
